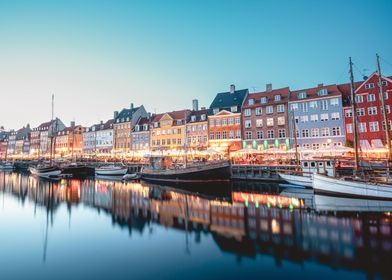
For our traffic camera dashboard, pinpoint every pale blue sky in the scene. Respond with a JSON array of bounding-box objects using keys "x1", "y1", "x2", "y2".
[{"x1": 1, "y1": 0, "x2": 391, "y2": 129}]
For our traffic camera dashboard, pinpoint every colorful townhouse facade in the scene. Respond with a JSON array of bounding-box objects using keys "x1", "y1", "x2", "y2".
[
  {"x1": 0, "y1": 128, "x2": 9, "y2": 159},
  {"x1": 208, "y1": 85, "x2": 248, "y2": 153},
  {"x1": 54, "y1": 122, "x2": 85, "y2": 157},
  {"x1": 113, "y1": 104, "x2": 148, "y2": 155},
  {"x1": 242, "y1": 85, "x2": 290, "y2": 150},
  {"x1": 341, "y1": 73, "x2": 392, "y2": 149},
  {"x1": 289, "y1": 84, "x2": 346, "y2": 150},
  {"x1": 131, "y1": 117, "x2": 150, "y2": 154},
  {"x1": 186, "y1": 101, "x2": 210, "y2": 151},
  {"x1": 15, "y1": 125, "x2": 32, "y2": 156},
  {"x1": 150, "y1": 110, "x2": 190, "y2": 151},
  {"x1": 30, "y1": 119, "x2": 65, "y2": 157},
  {"x1": 83, "y1": 119, "x2": 114, "y2": 156}
]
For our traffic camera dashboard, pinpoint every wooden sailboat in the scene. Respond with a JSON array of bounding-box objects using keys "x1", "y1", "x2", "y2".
[
  {"x1": 313, "y1": 55, "x2": 392, "y2": 199},
  {"x1": 141, "y1": 111, "x2": 231, "y2": 183}
]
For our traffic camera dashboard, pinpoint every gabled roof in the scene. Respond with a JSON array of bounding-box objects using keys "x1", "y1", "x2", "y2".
[
  {"x1": 132, "y1": 117, "x2": 150, "y2": 132},
  {"x1": 354, "y1": 72, "x2": 392, "y2": 92},
  {"x1": 210, "y1": 88, "x2": 248, "y2": 111},
  {"x1": 151, "y1": 109, "x2": 191, "y2": 123},
  {"x1": 244, "y1": 87, "x2": 289, "y2": 107},
  {"x1": 115, "y1": 107, "x2": 140, "y2": 122},
  {"x1": 15, "y1": 126, "x2": 31, "y2": 140},
  {"x1": 187, "y1": 108, "x2": 211, "y2": 123},
  {"x1": 290, "y1": 84, "x2": 342, "y2": 102}
]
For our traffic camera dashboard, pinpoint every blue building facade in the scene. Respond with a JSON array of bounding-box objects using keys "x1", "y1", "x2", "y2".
[{"x1": 289, "y1": 84, "x2": 346, "y2": 150}]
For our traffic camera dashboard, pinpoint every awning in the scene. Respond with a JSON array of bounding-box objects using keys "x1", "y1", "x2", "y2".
[
  {"x1": 360, "y1": 140, "x2": 371, "y2": 150},
  {"x1": 371, "y1": 139, "x2": 384, "y2": 148}
]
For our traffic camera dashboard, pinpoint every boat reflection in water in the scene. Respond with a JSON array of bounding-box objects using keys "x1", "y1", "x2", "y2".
[{"x1": 1, "y1": 172, "x2": 392, "y2": 279}]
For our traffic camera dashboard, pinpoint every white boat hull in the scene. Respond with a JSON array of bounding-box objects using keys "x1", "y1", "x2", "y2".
[
  {"x1": 0, "y1": 165, "x2": 14, "y2": 171},
  {"x1": 314, "y1": 194, "x2": 392, "y2": 212},
  {"x1": 278, "y1": 173, "x2": 313, "y2": 188},
  {"x1": 29, "y1": 168, "x2": 62, "y2": 178},
  {"x1": 95, "y1": 167, "x2": 128, "y2": 176},
  {"x1": 313, "y1": 173, "x2": 392, "y2": 199}
]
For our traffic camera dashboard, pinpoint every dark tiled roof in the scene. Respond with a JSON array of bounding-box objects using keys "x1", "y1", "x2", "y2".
[
  {"x1": 15, "y1": 126, "x2": 31, "y2": 140},
  {"x1": 209, "y1": 89, "x2": 248, "y2": 112},
  {"x1": 115, "y1": 107, "x2": 140, "y2": 123},
  {"x1": 243, "y1": 87, "x2": 289, "y2": 108},
  {"x1": 187, "y1": 108, "x2": 211, "y2": 123},
  {"x1": 290, "y1": 84, "x2": 342, "y2": 102},
  {"x1": 150, "y1": 110, "x2": 191, "y2": 126},
  {"x1": 133, "y1": 117, "x2": 150, "y2": 132}
]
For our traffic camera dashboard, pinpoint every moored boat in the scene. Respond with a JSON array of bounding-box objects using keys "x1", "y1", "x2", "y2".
[
  {"x1": 0, "y1": 162, "x2": 14, "y2": 171},
  {"x1": 29, "y1": 165, "x2": 62, "y2": 179},
  {"x1": 141, "y1": 160, "x2": 231, "y2": 183},
  {"x1": 278, "y1": 172, "x2": 313, "y2": 188},
  {"x1": 95, "y1": 165, "x2": 128, "y2": 176},
  {"x1": 61, "y1": 163, "x2": 94, "y2": 177},
  {"x1": 313, "y1": 173, "x2": 392, "y2": 200},
  {"x1": 122, "y1": 173, "x2": 140, "y2": 181}
]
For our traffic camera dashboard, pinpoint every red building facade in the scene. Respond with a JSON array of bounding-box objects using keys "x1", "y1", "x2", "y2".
[{"x1": 342, "y1": 73, "x2": 392, "y2": 149}]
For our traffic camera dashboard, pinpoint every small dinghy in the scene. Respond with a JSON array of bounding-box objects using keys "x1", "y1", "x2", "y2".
[
  {"x1": 95, "y1": 164, "x2": 128, "y2": 176},
  {"x1": 122, "y1": 173, "x2": 141, "y2": 181}
]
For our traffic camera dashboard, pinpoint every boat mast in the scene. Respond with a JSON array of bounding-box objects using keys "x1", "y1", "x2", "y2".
[
  {"x1": 184, "y1": 111, "x2": 187, "y2": 167},
  {"x1": 376, "y1": 54, "x2": 392, "y2": 163},
  {"x1": 349, "y1": 57, "x2": 360, "y2": 177},
  {"x1": 291, "y1": 111, "x2": 300, "y2": 171},
  {"x1": 50, "y1": 94, "x2": 54, "y2": 165}
]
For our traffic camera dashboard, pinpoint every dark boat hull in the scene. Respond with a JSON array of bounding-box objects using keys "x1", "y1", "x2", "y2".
[
  {"x1": 141, "y1": 163, "x2": 231, "y2": 183},
  {"x1": 61, "y1": 165, "x2": 95, "y2": 177}
]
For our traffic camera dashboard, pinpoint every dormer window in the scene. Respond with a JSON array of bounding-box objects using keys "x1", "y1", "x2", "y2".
[
  {"x1": 248, "y1": 99, "x2": 254, "y2": 105},
  {"x1": 317, "y1": 89, "x2": 328, "y2": 96},
  {"x1": 154, "y1": 122, "x2": 158, "y2": 128},
  {"x1": 144, "y1": 124, "x2": 148, "y2": 130},
  {"x1": 230, "y1": 106, "x2": 237, "y2": 113},
  {"x1": 135, "y1": 125, "x2": 140, "y2": 131},
  {"x1": 274, "y1": 95, "x2": 281, "y2": 101},
  {"x1": 297, "y1": 92, "x2": 307, "y2": 99},
  {"x1": 201, "y1": 114, "x2": 206, "y2": 121},
  {"x1": 261, "y1": 97, "x2": 267, "y2": 104},
  {"x1": 191, "y1": 115, "x2": 196, "y2": 122},
  {"x1": 365, "y1": 83, "x2": 375, "y2": 89},
  {"x1": 213, "y1": 108, "x2": 219, "y2": 115},
  {"x1": 176, "y1": 120, "x2": 182, "y2": 125}
]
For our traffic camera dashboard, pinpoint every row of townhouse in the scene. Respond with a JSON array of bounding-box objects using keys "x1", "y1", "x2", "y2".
[{"x1": 1, "y1": 72, "x2": 392, "y2": 159}]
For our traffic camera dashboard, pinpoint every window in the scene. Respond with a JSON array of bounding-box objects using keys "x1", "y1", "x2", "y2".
[
  {"x1": 277, "y1": 116, "x2": 285, "y2": 125},
  {"x1": 331, "y1": 112, "x2": 340, "y2": 120},
  {"x1": 274, "y1": 95, "x2": 281, "y2": 101},
  {"x1": 222, "y1": 131, "x2": 227, "y2": 139},
  {"x1": 278, "y1": 129, "x2": 286, "y2": 138},
  {"x1": 245, "y1": 131, "x2": 252, "y2": 140},
  {"x1": 309, "y1": 101, "x2": 317, "y2": 108},
  {"x1": 357, "y1": 108, "x2": 365, "y2": 116},
  {"x1": 222, "y1": 118, "x2": 227, "y2": 125},
  {"x1": 256, "y1": 131, "x2": 263, "y2": 139},
  {"x1": 235, "y1": 117, "x2": 240, "y2": 124},
  {"x1": 266, "y1": 106, "x2": 273, "y2": 114},
  {"x1": 267, "y1": 118, "x2": 274, "y2": 126},
  {"x1": 345, "y1": 109, "x2": 353, "y2": 117},
  {"x1": 244, "y1": 109, "x2": 251, "y2": 117},
  {"x1": 330, "y1": 98, "x2": 339, "y2": 106},
  {"x1": 301, "y1": 102, "x2": 308, "y2": 113},
  {"x1": 359, "y1": 122, "x2": 367, "y2": 133},
  {"x1": 297, "y1": 92, "x2": 307, "y2": 99},
  {"x1": 228, "y1": 118, "x2": 233, "y2": 125},
  {"x1": 216, "y1": 119, "x2": 220, "y2": 126},
  {"x1": 301, "y1": 129, "x2": 309, "y2": 138},
  {"x1": 201, "y1": 114, "x2": 206, "y2": 121},
  {"x1": 267, "y1": 130, "x2": 274, "y2": 138},
  {"x1": 216, "y1": 132, "x2": 221, "y2": 139},
  {"x1": 311, "y1": 128, "x2": 319, "y2": 137},
  {"x1": 256, "y1": 119, "x2": 263, "y2": 127},
  {"x1": 229, "y1": 131, "x2": 234, "y2": 139},
  {"x1": 310, "y1": 114, "x2": 318, "y2": 122},
  {"x1": 382, "y1": 120, "x2": 392, "y2": 131},
  {"x1": 346, "y1": 124, "x2": 353, "y2": 133},
  {"x1": 244, "y1": 120, "x2": 252, "y2": 128},
  {"x1": 277, "y1": 104, "x2": 285, "y2": 113},
  {"x1": 368, "y1": 107, "x2": 377, "y2": 115},
  {"x1": 231, "y1": 106, "x2": 237, "y2": 113},
  {"x1": 255, "y1": 107, "x2": 262, "y2": 115},
  {"x1": 355, "y1": 95, "x2": 363, "y2": 103},
  {"x1": 381, "y1": 81, "x2": 388, "y2": 86},
  {"x1": 317, "y1": 89, "x2": 328, "y2": 96},
  {"x1": 369, "y1": 122, "x2": 379, "y2": 132},
  {"x1": 300, "y1": 115, "x2": 308, "y2": 123},
  {"x1": 367, "y1": 94, "x2": 376, "y2": 102},
  {"x1": 261, "y1": 97, "x2": 268, "y2": 104},
  {"x1": 365, "y1": 83, "x2": 375, "y2": 89},
  {"x1": 312, "y1": 143, "x2": 320, "y2": 150},
  {"x1": 332, "y1": 127, "x2": 341, "y2": 136},
  {"x1": 291, "y1": 103, "x2": 298, "y2": 110},
  {"x1": 321, "y1": 128, "x2": 329, "y2": 136},
  {"x1": 209, "y1": 132, "x2": 214, "y2": 140},
  {"x1": 321, "y1": 100, "x2": 328, "y2": 110},
  {"x1": 236, "y1": 130, "x2": 241, "y2": 138},
  {"x1": 248, "y1": 99, "x2": 254, "y2": 105},
  {"x1": 384, "y1": 92, "x2": 389, "y2": 100},
  {"x1": 209, "y1": 119, "x2": 214, "y2": 127}
]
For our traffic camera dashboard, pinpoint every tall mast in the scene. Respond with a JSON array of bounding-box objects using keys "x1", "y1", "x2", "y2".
[
  {"x1": 291, "y1": 111, "x2": 300, "y2": 171},
  {"x1": 349, "y1": 57, "x2": 360, "y2": 176},
  {"x1": 184, "y1": 111, "x2": 187, "y2": 167},
  {"x1": 376, "y1": 54, "x2": 392, "y2": 162},
  {"x1": 50, "y1": 94, "x2": 54, "y2": 165}
]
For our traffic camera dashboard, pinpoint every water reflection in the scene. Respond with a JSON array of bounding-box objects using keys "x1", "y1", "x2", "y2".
[{"x1": 1, "y1": 172, "x2": 392, "y2": 279}]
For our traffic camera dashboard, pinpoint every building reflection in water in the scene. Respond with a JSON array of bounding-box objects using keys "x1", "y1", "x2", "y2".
[{"x1": 0, "y1": 172, "x2": 392, "y2": 278}]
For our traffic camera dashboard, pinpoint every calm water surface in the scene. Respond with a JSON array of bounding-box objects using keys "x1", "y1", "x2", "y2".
[{"x1": 0, "y1": 172, "x2": 391, "y2": 280}]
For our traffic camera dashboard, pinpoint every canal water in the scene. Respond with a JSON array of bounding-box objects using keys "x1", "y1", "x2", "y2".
[{"x1": 0, "y1": 172, "x2": 391, "y2": 280}]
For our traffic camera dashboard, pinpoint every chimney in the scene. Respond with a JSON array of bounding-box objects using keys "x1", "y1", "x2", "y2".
[
  {"x1": 266, "y1": 83, "x2": 272, "y2": 92},
  {"x1": 26, "y1": 123, "x2": 30, "y2": 129},
  {"x1": 318, "y1": 83, "x2": 324, "y2": 87},
  {"x1": 130, "y1": 103, "x2": 134, "y2": 110},
  {"x1": 201, "y1": 106, "x2": 206, "y2": 110},
  {"x1": 192, "y1": 99, "x2": 199, "y2": 111},
  {"x1": 230, "y1": 84, "x2": 235, "y2": 94},
  {"x1": 100, "y1": 120, "x2": 103, "y2": 125},
  {"x1": 114, "y1": 111, "x2": 119, "y2": 119},
  {"x1": 71, "y1": 121, "x2": 75, "y2": 127}
]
